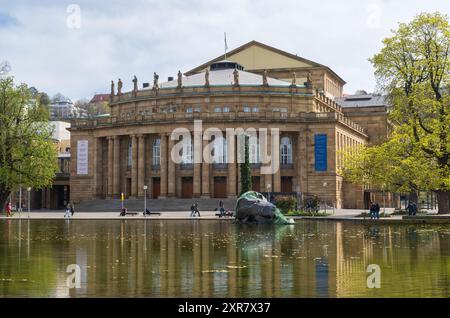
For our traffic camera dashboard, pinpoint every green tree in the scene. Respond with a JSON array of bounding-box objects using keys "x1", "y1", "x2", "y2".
[
  {"x1": 344, "y1": 12, "x2": 450, "y2": 214},
  {"x1": 239, "y1": 135, "x2": 252, "y2": 195},
  {"x1": 0, "y1": 77, "x2": 58, "y2": 211}
]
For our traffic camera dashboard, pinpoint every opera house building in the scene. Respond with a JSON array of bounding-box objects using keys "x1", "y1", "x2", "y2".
[{"x1": 69, "y1": 41, "x2": 391, "y2": 209}]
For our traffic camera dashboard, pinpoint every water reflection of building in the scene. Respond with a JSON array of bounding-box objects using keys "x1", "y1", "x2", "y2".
[{"x1": 39, "y1": 220, "x2": 449, "y2": 297}]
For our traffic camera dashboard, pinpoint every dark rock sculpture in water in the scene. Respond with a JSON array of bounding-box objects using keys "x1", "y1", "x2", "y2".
[{"x1": 234, "y1": 191, "x2": 294, "y2": 224}]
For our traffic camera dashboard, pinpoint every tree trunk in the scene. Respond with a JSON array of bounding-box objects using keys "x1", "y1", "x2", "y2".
[
  {"x1": 0, "y1": 188, "x2": 11, "y2": 213},
  {"x1": 436, "y1": 190, "x2": 450, "y2": 214}
]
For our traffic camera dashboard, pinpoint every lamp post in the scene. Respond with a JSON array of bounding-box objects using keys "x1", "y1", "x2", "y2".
[
  {"x1": 27, "y1": 187, "x2": 31, "y2": 218},
  {"x1": 266, "y1": 183, "x2": 271, "y2": 203},
  {"x1": 19, "y1": 184, "x2": 22, "y2": 218},
  {"x1": 143, "y1": 185, "x2": 148, "y2": 216},
  {"x1": 323, "y1": 182, "x2": 328, "y2": 214}
]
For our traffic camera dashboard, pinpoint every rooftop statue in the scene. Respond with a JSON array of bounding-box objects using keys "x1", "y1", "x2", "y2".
[
  {"x1": 291, "y1": 72, "x2": 297, "y2": 86},
  {"x1": 133, "y1": 75, "x2": 138, "y2": 92},
  {"x1": 262, "y1": 70, "x2": 268, "y2": 86},
  {"x1": 110, "y1": 80, "x2": 115, "y2": 96},
  {"x1": 117, "y1": 78, "x2": 123, "y2": 95},
  {"x1": 177, "y1": 70, "x2": 182, "y2": 88},
  {"x1": 233, "y1": 68, "x2": 239, "y2": 86},
  {"x1": 306, "y1": 72, "x2": 313, "y2": 87},
  {"x1": 205, "y1": 69, "x2": 210, "y2": 87},
  {"x1": 153, "y1": 72, "x2": 159, "y2": 89}
]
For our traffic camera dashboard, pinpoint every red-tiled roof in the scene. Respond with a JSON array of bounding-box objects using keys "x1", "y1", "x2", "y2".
[{"x1": 89, "y1": 94, "x2": 110, "y2": 103}]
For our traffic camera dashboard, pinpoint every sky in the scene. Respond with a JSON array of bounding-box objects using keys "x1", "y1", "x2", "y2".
[{"x1": 0, "y1": 0, "x2": 449, "y2": 101}]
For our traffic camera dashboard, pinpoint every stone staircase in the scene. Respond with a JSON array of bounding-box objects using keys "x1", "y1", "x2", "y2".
[{"x1": 74, "y1": 198, "x2": 238, "y2": 212}]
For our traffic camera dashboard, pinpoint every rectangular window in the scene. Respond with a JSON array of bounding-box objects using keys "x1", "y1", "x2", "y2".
[
  {"x1": 272, "y1": 107, "x2": 280, "y2": 112},
  {"x1": 214, "y1": 106, "x2": 222, "y2": 113},
  {"x1": 186, "y1": 107, "x2": 193, "y2": 113},
  {"x1": 243, "y1": 106, "x2": 250, "y2": 112},
  {"x1": 194, "y1": 106, "x2": 201, "y2": 113},
  {"x1": 314, "y1": 134, "x2": 327, "y2": 171},
  {"x1": 252, "y1": 106, "x2": 259, "y2": 113},
  {"x1": 223, "y1": 106, "x2": 230, "y2": 113}
]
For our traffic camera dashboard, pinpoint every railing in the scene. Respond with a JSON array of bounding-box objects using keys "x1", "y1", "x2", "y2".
[{"x1": 71, "y1": 110, "x2": 366, "y2": 135}]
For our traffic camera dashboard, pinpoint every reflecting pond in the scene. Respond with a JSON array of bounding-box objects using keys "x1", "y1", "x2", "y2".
[{"x1": 0, "y1": 219, "x2": 449, "y2": 297}]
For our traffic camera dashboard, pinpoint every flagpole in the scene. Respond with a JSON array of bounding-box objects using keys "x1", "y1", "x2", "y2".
[{"x1": 224, "y1": 32, "x2": 228, "y2": 60}]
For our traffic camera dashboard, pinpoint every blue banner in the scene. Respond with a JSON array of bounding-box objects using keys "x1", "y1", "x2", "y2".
[{"x1": 314, "y1": 134, "x2": 327, "y2": 171}]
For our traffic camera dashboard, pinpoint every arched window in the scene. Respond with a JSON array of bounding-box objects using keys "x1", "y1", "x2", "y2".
[
  {"x1": 249, "y1": 135, "x2": 260, "y2": 164},
  {"x1": 127, "y1": 141, "x2": 132, "y2": 168},
  {"x1": 181, "y1": 137, "x2": 194, "y2": 164},
  {"x1": 280, "y1": 136, "x2": 292, "y2": 165},
  {"x1": 152, "y1": 138, "x2": 160, "y2": 166},
  {"x1": 213, "y1": 137, "x2": 227, "y2": 164}
]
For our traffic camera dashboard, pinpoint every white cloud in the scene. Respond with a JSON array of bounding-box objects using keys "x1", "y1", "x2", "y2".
[{"x1": 0, "y1": 0, "x2": 449, "y2": 100}]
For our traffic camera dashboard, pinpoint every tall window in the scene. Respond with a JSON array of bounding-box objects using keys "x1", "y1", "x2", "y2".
[
  {"x1": 127, "y1": 141, "x2": 132, "y2": 167},
  {"x1": 280, "y1": 136, "x2": 292, "y2": 165},
  {"x1": 213, "y1": 137, "x2": 227, "y2": 164},
  {"x1": 152, "y1": 138, "x2": 161, "y2": 166},
  {"x1": 181, "y1": 137, "x2": 194, "y2": 164},
  {"x1": 249, "y1": 135, "x2": 260, "y2": 164}
]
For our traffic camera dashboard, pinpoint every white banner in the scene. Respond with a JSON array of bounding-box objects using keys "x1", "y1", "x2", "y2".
[{"x1": 77, "y1": 140, "x2": 89, "y2": 175}]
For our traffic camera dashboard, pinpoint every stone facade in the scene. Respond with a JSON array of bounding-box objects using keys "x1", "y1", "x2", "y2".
[{"x1": 69, "y1": 41, "x2": 390, "y2": 209}]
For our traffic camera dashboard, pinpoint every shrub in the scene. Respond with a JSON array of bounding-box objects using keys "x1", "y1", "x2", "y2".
[{"x1": 276, "y1": 196, "x2": 297, "y2": 214}]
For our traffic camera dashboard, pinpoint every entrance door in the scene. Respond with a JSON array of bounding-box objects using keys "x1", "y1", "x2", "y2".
[
  {"x1": 181, "y1": 177, "x2": 193, "y2": 198},
  {"x1": 126, "y1": 178, "x2": 132, "y2": 198},
  {"x1": 252, "y1": 176, "x2": 260, "y2": 192},
  {"x1": 214, "y1": 177, "x2": 227, "y2": 198},
  {"x1": 152, "y1": 177, "x2": 160, "y2": 198},
  {"x1": 364, "y1": 191, "x2": 371, "y2": 210},
  {"x1": 281, "y1": 176, "x2": 293, "y2": 192}
]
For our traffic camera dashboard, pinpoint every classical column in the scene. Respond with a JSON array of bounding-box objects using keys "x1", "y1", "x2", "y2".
[
  {"x1": 273, "y1": 133, "x2": 281, "y2": 193},
  {"x1": 193, "y1": 132, "x2": 201, "y2": 197},
  {"x1": 113, "y1": 136, "x2": 121, "y2": 198},
  {"x1": 227, "y1": 134, "x2": 237, "y2": 197},
  {"x1": 131, "y1": 135, "x2": 138, "y2": 197},
  {"x1": 160, "y1": 133, "x2": 168, "y2": 198},
  {"x1": 299, "y1": 128, "x2": 309, "y2": 194},
  {"x1": 94, "y1": 137, "x2": 103, "y2": 198},
  {"x1": 107, "y1": 137, "x2": 114, "y2": 198},
  {"x1": 264, "y1": 131, "x2": 272, "y2": 193},
  {"x1": 137, "y1": 134, "x2": 145, "y2": 197},
  {"x1": 296, "y1": 132, "x2": 302, "y2": 193},
  {"x1": 167, "y1": 134, "x2": 176, "y2": 197},
  {"x1": 201, "y1": 138, "x2": 210, "y2": 198}
]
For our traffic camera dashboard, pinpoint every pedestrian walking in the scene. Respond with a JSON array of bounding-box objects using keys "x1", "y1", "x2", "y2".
[
  {"x1": 369, "y1": 202, "x2": 376, "y2": 219},
  {"x1": 218, "y1": 200, "x2": 225, "y2": 217},
  {"x1": 64, "y1": 203, "x2": 71, "y2": 218},
  {"x1": 5, "y1": 202, "x2": 12, "y2": 217},
  {"x1": 374, "y1": 202, "x2": 380, "y2": 219},
  {"x1": 70, "y1": 202, "x2": 75, "y2": 216},
  {"x1": 407, "y1": 202, "x2": 417, "y2": 216}
]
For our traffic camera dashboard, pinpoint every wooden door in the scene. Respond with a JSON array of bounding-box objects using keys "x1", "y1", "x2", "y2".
[
  {"x1": 152, "y1": 177, "x2": 160, "y2": 198},
  {"x1": 281, "y1": 176, "x2": 293, "y2": 193},
  {"x1": 214, "y1": 177, "x2": 227, "y2": 198},
  {"x1": 181, "y1": 177, "x2": 193, "y2": 198}
]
